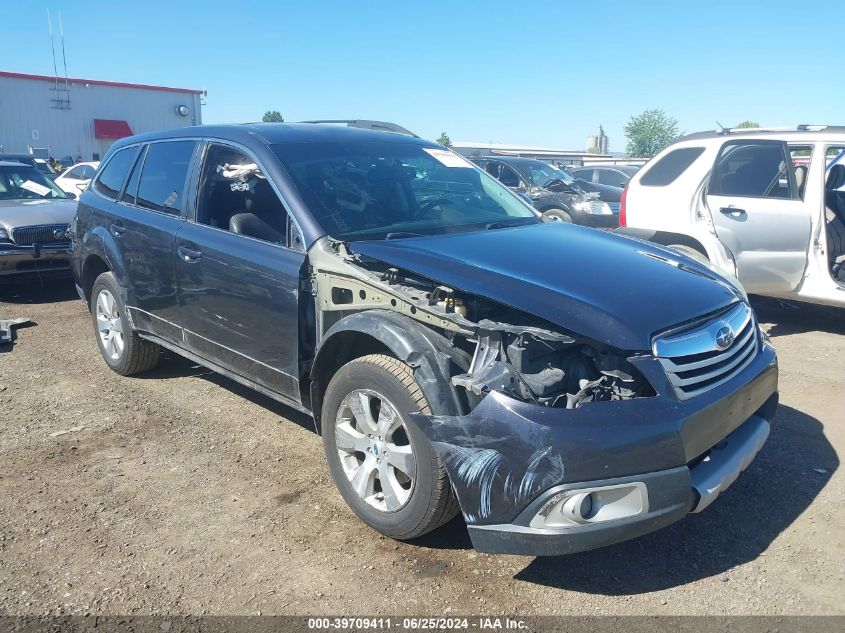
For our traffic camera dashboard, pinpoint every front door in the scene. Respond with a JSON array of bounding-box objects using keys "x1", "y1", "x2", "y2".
[
  {"x1": 175, "y1": 142, "x2": 305, "y2": 401},
  {"x1": 705, "y1": 139, "x2": 812, "y2": 293}
]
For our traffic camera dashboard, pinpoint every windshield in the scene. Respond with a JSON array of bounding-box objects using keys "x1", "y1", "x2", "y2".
[
  {"x1": 0, "y1": 164, "x2": 68, "y2": 201},
  {"x1": 34, "y1": 160, "x2": 57, "y2": 176},
  {"x1": 525, "y1": 162, "x2": 576, "y2": 188},
  {"x1": 272, "y1": 141, "x2": 538, "y2": 241}
]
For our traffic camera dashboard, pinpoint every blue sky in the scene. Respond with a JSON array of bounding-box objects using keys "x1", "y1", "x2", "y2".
[{"x1": 3, "y1": 1, "x2": 841, "y2": 151}]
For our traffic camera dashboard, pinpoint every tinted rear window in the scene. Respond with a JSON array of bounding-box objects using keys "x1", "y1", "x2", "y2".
[
  {"x1": 639, "y1": 147, "x2": 704, "y2": 186},
  {"x1": 136, "y1": 141, "x2": 197, "y2": 214},
  {"x1": 95, "y1": 147, "x2": 140, "y2": 199}
]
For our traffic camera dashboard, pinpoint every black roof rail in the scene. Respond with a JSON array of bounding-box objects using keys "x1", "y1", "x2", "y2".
[{"x1": 300, "y1": 119, "x2": 418, "y2": 138}]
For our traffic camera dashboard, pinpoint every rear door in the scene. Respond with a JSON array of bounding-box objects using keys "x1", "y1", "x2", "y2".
[
  {"x1": 705, "y1": 140, "x2": 812, "y2": 293},
  {"x1": 111, "y1": 139, "x2": 199, "y2": 343},
  {"x1": 174, "y1": 141, "x2": 305, "y2": 402}
]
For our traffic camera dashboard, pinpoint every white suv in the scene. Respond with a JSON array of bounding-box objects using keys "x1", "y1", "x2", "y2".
[{"x1": 619, "y1": 125, "x2": 845, "y2": 308}]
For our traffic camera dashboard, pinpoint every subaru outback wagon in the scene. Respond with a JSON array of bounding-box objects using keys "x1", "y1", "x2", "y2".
[{"x1": 72, "y1": 123, "x2": 778, "y2": 555}]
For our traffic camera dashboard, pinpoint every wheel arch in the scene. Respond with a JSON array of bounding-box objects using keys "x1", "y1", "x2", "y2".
[
  {"x1": 78, "y1": 227, "x2": 130, "y2": 308},
  {"x1": 308, "y1": 310, "x2": 468, "y2": 435},
  {"x1": 615, "y1": 227, "x2": 710, "y2": 258}
]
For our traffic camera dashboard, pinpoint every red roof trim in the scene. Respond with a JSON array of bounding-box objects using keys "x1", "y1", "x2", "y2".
[{"x1": 0, "y1": 70, "x2": 203, "y2": 95}]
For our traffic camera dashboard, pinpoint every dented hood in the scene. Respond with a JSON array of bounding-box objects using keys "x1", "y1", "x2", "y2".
[{"x1": 349, "y1": 222, "x2": 741, "y2": 351}]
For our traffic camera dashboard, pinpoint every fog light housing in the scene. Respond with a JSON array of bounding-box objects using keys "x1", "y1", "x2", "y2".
[{"x1": 529, "y1": 482, "x2": 649, "y2": 529}]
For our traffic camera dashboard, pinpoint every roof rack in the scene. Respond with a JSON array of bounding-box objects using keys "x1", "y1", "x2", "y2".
[
  {"x1": 300, "y1": 119, "x2": 418, "y2": 137},
  {"x1": 715, "y1": 124, "x2": 831, "y2": 135}
]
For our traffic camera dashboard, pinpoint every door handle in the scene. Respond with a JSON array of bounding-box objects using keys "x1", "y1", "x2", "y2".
[
  {"x1": 719, "y1": 206, "x2": 746, "y2": 216},
  {"x1": 110, "y1": 223, "x2": 126, "y2": 237},
  {"x1": 178, "y1": 245, "x2": 202, "y2": 262}
]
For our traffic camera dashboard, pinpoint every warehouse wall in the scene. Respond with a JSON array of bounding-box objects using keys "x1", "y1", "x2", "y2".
[{"x1": 0, "y1": 75, "x2": 203, "y2": 161}]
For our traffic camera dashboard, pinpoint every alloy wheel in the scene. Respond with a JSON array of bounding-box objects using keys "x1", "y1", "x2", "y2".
[
  {"x1": 95, "y1": 288, "x2": 124, "y2": 361},
  {"x1": 335, "y1": 389, "x2": 416, "y2": 513}
]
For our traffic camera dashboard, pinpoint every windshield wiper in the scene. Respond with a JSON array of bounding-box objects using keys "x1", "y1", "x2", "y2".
[
  {"x1": 385, "y1": 231, "x2": 426, "y2": 240},
  {"x1": 484, "y1": 218, "x2": 537, "y2": 231}
]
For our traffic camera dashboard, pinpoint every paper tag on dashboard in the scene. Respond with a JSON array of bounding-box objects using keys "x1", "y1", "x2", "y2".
[
  {"x1": 20, "y1": 180, "x2": 52, "y2": 197},
  {"x1": 422, "y1": 148, "x2": 473, "y2": 168}
]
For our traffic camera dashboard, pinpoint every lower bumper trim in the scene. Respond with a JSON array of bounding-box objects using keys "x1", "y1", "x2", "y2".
[{"x1": 689, "y1": 414, "x2": 770, "y2": 513}]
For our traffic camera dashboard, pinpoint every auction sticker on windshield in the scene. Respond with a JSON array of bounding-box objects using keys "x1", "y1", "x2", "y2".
[
  {"x1": 20, "y1": 180, "x2": 52, "y2": 197},
  {"x1": 422, "y1": 148, "x2": 473, "y2": 168}
]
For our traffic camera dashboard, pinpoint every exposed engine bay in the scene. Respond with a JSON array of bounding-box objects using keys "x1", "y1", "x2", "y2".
[{"x1": 309, "y1": 239, "x2": 655, "y2": 410}]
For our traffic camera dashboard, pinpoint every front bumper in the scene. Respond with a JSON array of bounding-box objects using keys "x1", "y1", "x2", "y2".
[
  {"x1": 410, "y1": 341, "x2": 778, "y2": 555},
  {"x1": 573, "y1": 211, "x2": 619, "y2": 229},
  {"x1": 0, "y1": 244, "x2": 71, "y2": 280}
]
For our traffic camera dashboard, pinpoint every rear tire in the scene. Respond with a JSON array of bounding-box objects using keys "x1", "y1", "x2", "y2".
[
  {"x1": 90, "y1": 272, "x2": 160, "y2": 376},
  {"x1": 321, "y1": 354, "x2": 459, "y2": 540}
]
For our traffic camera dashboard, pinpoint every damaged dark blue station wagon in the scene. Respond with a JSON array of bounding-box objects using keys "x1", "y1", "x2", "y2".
[{"x1": 72, "y1": 124, "x2": 778, "y2": 555}]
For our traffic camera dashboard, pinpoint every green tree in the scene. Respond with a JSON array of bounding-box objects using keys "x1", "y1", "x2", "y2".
[
  {"x1": 262, "y1": 110, "x2": 284, "y2": 123},
  {"x1": 736, "y1": 120, "x2": 760, "y2": 128},
  {"x1": 436, "y1": 132, "x2": 452, "y2": 148},
  {"x1": 624, "y1": 109, "x2": 680, "y2": 158}
]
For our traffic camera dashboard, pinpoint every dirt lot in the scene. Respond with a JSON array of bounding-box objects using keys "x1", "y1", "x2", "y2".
[{"x1": 0, "y1": 280, "x2": 842, "y2": 617}]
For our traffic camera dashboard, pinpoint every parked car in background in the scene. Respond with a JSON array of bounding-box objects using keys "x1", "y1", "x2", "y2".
[
  {"x1": 618, "y1": 125, "x2": 845, "y2": 307},
  {"x1": 472, "y1": 156, "x2": 616, "y2": 227},
  {"x1": 72, "y1": 123, "x2": 777, "y2": 556},
  {"x1": 54, "y1": 161, "x2": 100, "y2": 195},
  {"x1": 566, "y1": 175, "x2": 624, "y2": 213},
  {"x1": 0, "y1": 160, "x2": 75, "y2": 280},
  {"x1": 0, "y1": 153, "x2": 58, "y2": 180},
  {"x1": 571, "y1": 164, "x2": 641, "y2": 188}
]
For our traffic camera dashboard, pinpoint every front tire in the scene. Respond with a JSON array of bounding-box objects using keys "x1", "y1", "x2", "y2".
[
  {"x1": 90, "y1": 272, "x2": 160, "y2": 376},
  {"x1": 322, "y1": 354, "x2": 458, "y2": 540},
  {"x1": 543, "y1": 207, "x2": 573, "y2": 223}
]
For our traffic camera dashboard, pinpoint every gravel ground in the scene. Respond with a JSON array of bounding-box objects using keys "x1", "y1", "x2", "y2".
[{"x1": 0, "y1": 280, "x2": 842, "y2": 617}]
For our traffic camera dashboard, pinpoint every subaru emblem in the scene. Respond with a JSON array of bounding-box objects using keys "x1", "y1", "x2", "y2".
[{"x1": 715, "y1": 325, "x2": 735, "y2": 351}]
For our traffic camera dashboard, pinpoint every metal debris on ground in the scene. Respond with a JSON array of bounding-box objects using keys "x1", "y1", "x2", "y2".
[{"x1": 0, "y1": 318, "x2": 32, "y2": 346}]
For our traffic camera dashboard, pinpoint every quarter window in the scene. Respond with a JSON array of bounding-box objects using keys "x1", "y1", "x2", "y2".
[
  {"x1": 121, "y1": 145, "x2": 147, "y2": 205},
  {"x1": 94, "y1": 147, "x2": 140, "y2": 200},
  {"x1": 136, "y1": 141, "x2": 197, "y2": 214},
  {"x1": 639, "y1": 147, "x2": 704, "y2": 187},
  {"x1": 709, "y1": 142, "x2": 794, "y2": 199}
]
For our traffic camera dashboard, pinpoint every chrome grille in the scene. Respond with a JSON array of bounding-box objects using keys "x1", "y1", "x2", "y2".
[
  {"x1": 653, "y1": 302, "x2": 759, "y2": 399},
  {"x1": 10, "y1": 224, "x2": 70, "y2": 246}
]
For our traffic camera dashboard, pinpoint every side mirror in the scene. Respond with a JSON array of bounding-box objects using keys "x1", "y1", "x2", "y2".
[
  {"x1": 75, "y1": 182, "x2": 87, "y2": 191},
  {"x1": 65, "y1": 191, "x2": 78, "y2": 200}
]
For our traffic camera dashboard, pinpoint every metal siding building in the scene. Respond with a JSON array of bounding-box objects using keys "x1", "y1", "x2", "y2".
[{"x1": 0, "y1": 71, "x2": 203, "y2": 162}]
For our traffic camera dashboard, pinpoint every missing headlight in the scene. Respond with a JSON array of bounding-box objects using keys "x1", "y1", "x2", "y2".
[{"x1": 452, "y1": 329, "x2": 655, "y2": 409}]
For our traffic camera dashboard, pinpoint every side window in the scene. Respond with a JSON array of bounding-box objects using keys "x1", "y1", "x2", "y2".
[
  {"x1": 65, "y1": 167, "x2": 84, "y2": 180},
  {"x1": 136, "y1": 141, "x2": 197, "y2": 214},
  {"x1": 80, "y1": 165, "x2": 96, "y2": 179},
  {"x1": 709, "y1": 142, "x2": 794, "y2": 199},
  {"x1": 497, "y1": 164, "x2": 521, "y2": 188},
  {"x1": 94, "y1": 146, "x2": 140, "y2": 200},
  {"x1": 639, "y1": 147, "x2": 705, "y2": 187},
  {"x1": 574, "y1": 168, "x2": 594, "y2": 182},
  {"x1": 196, "y1": 143, "x2": 302, "y2": 250},
  {"x1": 598, "y1": 169, "x2": 627, "y2": 188}
]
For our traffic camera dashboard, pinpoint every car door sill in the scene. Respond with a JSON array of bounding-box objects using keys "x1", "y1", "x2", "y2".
[{"x1": 138, "y1": 332, "x2": 312, "y2": 418}]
